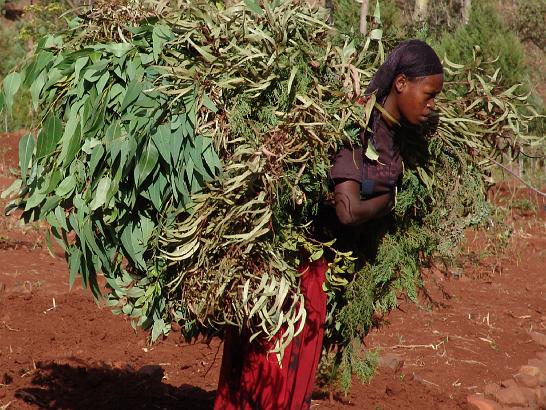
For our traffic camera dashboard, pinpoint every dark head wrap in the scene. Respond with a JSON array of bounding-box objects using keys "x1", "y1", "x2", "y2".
[{"x1": 364, "y1": 40, "x2": 443, "y2": 139}]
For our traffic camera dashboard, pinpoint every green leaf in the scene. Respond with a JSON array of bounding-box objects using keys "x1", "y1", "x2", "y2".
[
  {"x1": 151, "y1": 318, "x2": 167, "y2": 341},
  {"x1": 42, "y1": 34, "x2": 63, "y2": 49},
  {"x1": 82, "y1": 138, "x2": 102, "y2": 154},
  {"x1": 1, "y1": 179, "x2": 22, "y2": 199},
  {"x1": 104, "y1": 43, "x2": 133, "y2": 58},
  {"x1": 74, "y1": 56, "x2": 89, "y2": 82},
  {"x1": 202, "y1": 139, "x2": 221, "y2": 177},
  {"x1": 140, "y1": 216, "x2": 155, "y2": 246},
  {"x1": 126, "y1": 58, "x2": 138, "y2": 82},
  {"x1": 88, "y1": 143, "x2": 105, "y2": 178},
  {"x1": 39, "y1": 196, "x2": 60, "y2": 216},
  {"x1": 373, "y1": 0, "x2": 381, "y2": 23},
  {"x1": 54, "y1": 205, "x2": 69, "y2": 231},
  {"x1": 121, "y1": 222, "x2": 146, "y2": 269},
  {"x1": 82, "y1": 222, "x2": 108, "y2": 275},
  {"x1": 370, "y1": 29, "x2": 383, "y2": 40},
  {"x1": 310, "y1": 249, "x2": 323, "y2": 261},
  {"x1": 364, "y1": 139, "x2": 379, "y2": 162},
  {"x1": 30, "y1": 71, "x2": 47, "y2": 110},
  {"x1": 188, "y1": 136, "x2": 207, "y2": 177},
  {"x1": 147, "y1": 173, "x2": 167, "y2": 211},
  {"x1": 44, "y1": 169, "x2": 62, "y2": 194},
  {"x1": 2, "y1": 72, "x2": 22, "y2": 111},
  {"x1": 152, "y1": 24, "x2": 173, "y2": 62},
  {"x1": 55, "y1": 175, "x2": 76, "y2": 198},
  {"x1": 121, "y1": 81, "x2": 143, "y2": 111},
  {"x1": 62, "y1": 122, "x2": 82, "y2": 167},
  {"x1": 24, "y1": 191, "x2": 46, "y2": 211},
  {"x1": 244, "y1": 0, "x2": 264, "y2": 16},
  {"x1": 68, "y1": 247, "x2": 82, "y2": 289},
  {"x1": 18, "y1": 135, "x2": 35, "y2": 183},
  {"x1": 202, "y1": 92, "x2": 218, "y2": 113},
  {"x1": 139, "y1": 52, "x2": 154, "y2": 65},
  {"x1": 36, "y1": 114, "x2": 63, "y2": 158},
  {"x1": 170, "y1": 125, "x2": 184, "y2": 166},
  {"x1": 96, "y1": 72, "x2": 110, "y2": 95},
  {"x1": 151, "y1": 124, "x2": 171, "y2": 164},
  {"x1": 59, "y1": 103, "x2": 82, "y2": 166},
  {"x1": 135, "y1": 143, "x2": 159, "y2": 187},
  {"x1": 24, "y1": 51, "x2": 54, "y2": 87},
  {"x1": 90, "y1": 176, "x2": 111, "y2": 210},
  {"x1": 187, "y1": 39, "x2": 217, "y2": 63}
]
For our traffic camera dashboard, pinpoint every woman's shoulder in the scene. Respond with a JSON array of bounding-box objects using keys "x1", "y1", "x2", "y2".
[{"x1": 329, "y1": 146, "x2": 364, "y2": 183}]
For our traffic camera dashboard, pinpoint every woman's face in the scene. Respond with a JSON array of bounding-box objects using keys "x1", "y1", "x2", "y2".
[{"x1": 396, "y1": 74, "x2": 444, "y2": 126}]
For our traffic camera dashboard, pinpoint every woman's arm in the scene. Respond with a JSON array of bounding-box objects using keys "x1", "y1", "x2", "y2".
[{"x1": 334, "y1": 179, "x2": 394, "y2": 226}]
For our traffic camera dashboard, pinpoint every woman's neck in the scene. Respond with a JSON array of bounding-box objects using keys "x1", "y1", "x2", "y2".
[{"x1": 382, "y1": 94, "x2": 401, "y2": 128}]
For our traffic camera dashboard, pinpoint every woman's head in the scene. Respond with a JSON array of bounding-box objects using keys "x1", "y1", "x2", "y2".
[{"x1": 366, "y1": 39, "x2": 444, "y2": 126}]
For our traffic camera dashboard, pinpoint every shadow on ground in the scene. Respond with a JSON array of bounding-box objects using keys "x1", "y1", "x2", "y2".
[{"x1": 14, "y1": 361, "x2": 215, "y2": 410}]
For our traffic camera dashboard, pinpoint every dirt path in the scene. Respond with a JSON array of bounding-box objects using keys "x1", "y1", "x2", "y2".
[{"x1": 0, "y1": 131, "x2": 545, "y2": 409}]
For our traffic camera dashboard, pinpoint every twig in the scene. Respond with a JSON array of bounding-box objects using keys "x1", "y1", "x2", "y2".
[
  {"x1": 459, "y1": 359, "x2": 486, "y2": 366},
  {"x1": 413, "y1": 373, "x2": 440, "y2": 388},
  {"x1": 389, "y1": 342, "x2": 443, "y2": 350},
  {"x1": 1, "y1": 321, "x2": 19, "y2": 332},
  {"x1": 204, "y1": 340, "x2": 223, "y2": 379},
  {"x1": 43, "y1": 298, "x2": 57, "y2": 314},
  {"x1": 507, "y1": 311, "x2": 532, "y2": 319},
  {"x1": 421, "y1": 378, "x2": 440, "y2": 387},
  {"x1": 20, "y1": 369, "x2": 36, "y2": 378},
  {"x1": 291, "y1": 164, "x2": 307, "y2": 203},
  {"x1": 489, "y1": 157, "x2": 546, "y2": 198},
  {"x1": 0, "y1": 401, "x2": 13, "y2": 410}
]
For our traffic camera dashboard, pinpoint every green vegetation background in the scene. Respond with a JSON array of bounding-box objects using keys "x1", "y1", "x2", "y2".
[
  {"x1": 1, "y1": 0, "x2": 543, "y2": 132},
  {"x1": 2, "y1": 0, "x2": 543, "y2": 131}
]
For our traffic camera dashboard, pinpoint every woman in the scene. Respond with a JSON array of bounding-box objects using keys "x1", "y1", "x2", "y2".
[
  {"x1": 214, "y1": 39, "x2": 444, "y2": 410},
  {"x1": 331, "y1": 39, "x2": 443, "y2": 226}
]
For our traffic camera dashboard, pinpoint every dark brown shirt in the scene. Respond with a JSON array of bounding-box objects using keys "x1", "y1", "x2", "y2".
[{"x1": 329, "y1": 117, "x2": 402, "y2": 197}]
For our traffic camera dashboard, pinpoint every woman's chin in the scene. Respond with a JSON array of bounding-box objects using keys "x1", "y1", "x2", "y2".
[
  {"x1": 417, "y1": 115, "x2": 430, "y2": 124},
  {"x1": 404, "y1": 117, "x2": 425, "y2": 126}
]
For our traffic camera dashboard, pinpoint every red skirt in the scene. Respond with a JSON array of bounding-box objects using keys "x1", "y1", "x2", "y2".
[{"x1": 214, "y1": 258, "x2": 328, "y2": 410}]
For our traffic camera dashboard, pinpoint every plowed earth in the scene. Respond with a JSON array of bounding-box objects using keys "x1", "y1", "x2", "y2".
[{"x1": 0, "y1": 131, "x2": 545, "y2": 409}]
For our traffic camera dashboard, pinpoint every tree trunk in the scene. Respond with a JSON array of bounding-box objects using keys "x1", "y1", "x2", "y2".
[
  {"x1": 359, "y1": 0, "x2": 370, "y2": 34},
  {"x1": 325, "y1": 0, "x2": 333, "y2": 22},
  {"x1": 306, "y1": 0, "x2": 325, "y2": 8},
  {"x1": 413, "y1": 0, "x2": 429, "y2": 22},
  {"x1": 462, "y1": 0, "x2": 471, "y2": 25}
]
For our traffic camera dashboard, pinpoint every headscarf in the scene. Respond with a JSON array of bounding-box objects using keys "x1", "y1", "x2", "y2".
[{"x1": 364, "y1": 39, "x2": 443, "y2": 141}]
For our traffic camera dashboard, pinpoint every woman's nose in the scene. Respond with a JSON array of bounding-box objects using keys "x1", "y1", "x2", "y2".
[{"x1": 427, "y1": 99, "x2": 435, "y2": 110}]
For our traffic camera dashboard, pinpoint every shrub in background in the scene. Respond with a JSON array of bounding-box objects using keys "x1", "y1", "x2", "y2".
[
  {"x1": 332, "y1": 0, "x2": 401, "y2": 38},
  {"x1": 1, "y1": 1, "x2": 68, "y2": 132},
  {"x1": 0, "y1": 21, "x2": 33, "y2": 132},
  {"x1": 512, "y1": 0, "x2": 545, "y2": 50},
  {"x1": 432, "y1": 0, "x2": 527, "y2": 88}
]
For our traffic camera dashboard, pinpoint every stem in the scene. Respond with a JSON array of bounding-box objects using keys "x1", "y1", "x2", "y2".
[
  {"x1": 359, "y1": 0, "x2": 369, "y2": 34},
  {"x1": 489, "y1": 157, "x2": 546, "y2": 198}
]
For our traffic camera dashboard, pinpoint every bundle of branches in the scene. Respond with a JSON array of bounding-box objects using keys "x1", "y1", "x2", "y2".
[{"x1": 1, "y1": 0, "x2": 541, "y2": 386}]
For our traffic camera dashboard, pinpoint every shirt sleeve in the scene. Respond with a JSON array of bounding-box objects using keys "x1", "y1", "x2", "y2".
[{"x1": 329, "y1": 147, "x2": 364, "y2": 183}]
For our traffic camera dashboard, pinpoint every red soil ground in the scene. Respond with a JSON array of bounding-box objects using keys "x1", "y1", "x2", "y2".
[{"x1": 0, "y1": 131, "x2": 545, "y2": 409}]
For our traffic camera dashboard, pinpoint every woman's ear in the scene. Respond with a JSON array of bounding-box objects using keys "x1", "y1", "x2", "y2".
[{"x1": 393, "y1": 74, "x2": 407, "y2": 93}]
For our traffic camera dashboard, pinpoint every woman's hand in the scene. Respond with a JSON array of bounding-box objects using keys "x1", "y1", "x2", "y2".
[{"x1": 334, "y1": 180, "x2": 394, "y2": 226}]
